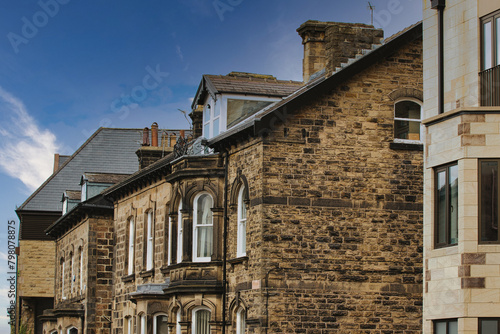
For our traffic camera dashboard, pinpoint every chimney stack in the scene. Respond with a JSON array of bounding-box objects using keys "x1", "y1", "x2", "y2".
[{"x1": 297, "y1": 21, "x2": 383, "y2": 82}]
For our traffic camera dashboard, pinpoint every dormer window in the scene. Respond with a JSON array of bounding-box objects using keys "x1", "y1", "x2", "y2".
[{"x1": 203, "y1": 98, "x2": 220, "y2": 139}]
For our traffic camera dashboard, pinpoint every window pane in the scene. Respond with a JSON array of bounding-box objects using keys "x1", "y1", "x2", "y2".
[
  {"x1": 213, "y1": 118, "x2": 220, "y2": 137},
  {"x1": 484, "y1": 21, "x2": 493, "y2": 70},
  {"x1": 204, "y1": 105, "x2": 210, "y2": 122},
  {"x1": 435, "y1": 322, "x2": 447, "y2": 334},
  {"x1": 497, "y1": 18, "x2": 500, "y2": 66},
  {"x1": 395, "y1": 101, "x2": 421, "y2": 119},
  {"x1": 204, "y1": 123, "x2": 210, "y2": 138},
  {"x1": 449, "y1": 165, "x2": 459, "y2": 245},
  {"x1": 448, "y1": 320, "x2": 458, "y2": 334},
  {"x1": 195, "y1": 310, "x2": 210, "y2": 334},
  {"x1": 197, "y1": 195, "x2": 213, "y2": 225},
  {"x1": 395, "y1": 120, "x2": 420, "y2": 140},
  {"x1": 197, "y1": 226, "x2": 213, "y2": 258},
  {"x1": 156, "y1": 315, "x2": 168, "y2": 334},
  {"x1": 437, "y1": 170, "x2": 447, "y2": 244},
  {"x1": 481, "y1": 161, "x2": 498, "y2": 242},
  {"x1": 481, "y1": 319, "x2": 498, "y2": 334},
  {"x1": 227, "y1": 99, "x2": 273, "y2": 128}
]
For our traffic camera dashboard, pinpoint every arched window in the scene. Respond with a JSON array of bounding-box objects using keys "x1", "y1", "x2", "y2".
[
  {"x1": 394, "y1": 100, "x2": 422, "y2": 142},
  {"x1": 67, "y1": 327, "x2": 78, "y2": 334},
  {"x1": 153, "y1": 313, "x2": 168, "y2": 334},
  {"x1": 193, "y1": 193, "x2": 214, "y2": 262},
  {"x1": 78, "y1": 246, "x2": 83, "y2": 293},
  {"x1": 138, "y1": 314, "x2": 147, "y2": 334},
  {"x1": 127, "y1": 217, "x2": 135, "y2": 275},
  {"x1": 237, "y1": 186, "x2": 247, "y2": 257},
  {"x1": 177, "y1": 202, "x2": 183, "y2": 264},
  {"x1": 125, "y1": 316, "x2": 133, "y2": 334},
  {"x1": 69, "y1": 252, "x2": 74, "y2": 295},
  {"x1": 176, "y1": 309, "x2": 181, "y2": 334},
  {"x1": 60, "y1": 257, "x2": 65, "y2": 299},
  {"x1": 146, "y1": 210, "x2": 154, "y2": 271},
  {"x1": 192, "y1": 307, "x2": 211, "y2": 334},
  {"x1": 236, "y1": 308, "x2": 246, "y2": 334}
]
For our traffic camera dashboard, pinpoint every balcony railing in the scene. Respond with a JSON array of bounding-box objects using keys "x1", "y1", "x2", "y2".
[{"x1": 480, "y1": 64, "x2": 500, "y2": 106}]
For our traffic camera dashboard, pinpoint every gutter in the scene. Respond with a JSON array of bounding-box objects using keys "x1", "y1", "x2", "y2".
[
  {"x1": 222, "y1": 149, "x2": 229, "y2": 334},
  {"x1": 431, "y1": 0, "x2": 446, "y2": 114}
]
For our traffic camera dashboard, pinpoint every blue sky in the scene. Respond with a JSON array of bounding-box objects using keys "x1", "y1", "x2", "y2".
[{"x1": 0, "y1": 0, "x2": 422, "y2": 331}]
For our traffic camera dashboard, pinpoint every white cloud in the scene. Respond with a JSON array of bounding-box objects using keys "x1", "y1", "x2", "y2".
[
  {"x1": 0, "y1": 87, "x2": 60, "y2": 191},
  {"x1": 0, "y1": 252, "x2": 7, "y2": 261}
]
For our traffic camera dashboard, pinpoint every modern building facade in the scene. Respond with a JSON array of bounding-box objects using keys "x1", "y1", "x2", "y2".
[{"x1": 422, "y1": 0, "x2": 500, "y2": 333}]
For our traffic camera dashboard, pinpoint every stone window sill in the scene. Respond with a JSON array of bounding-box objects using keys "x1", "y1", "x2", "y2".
[
  {"x1": 122, "y1": 273, "x2": 135, "y2": 283},
  {"x1": 389, "y1": 142, "x2": 423, "y2": 151},
  {"x1": 139, "y1": 269, "x2": 154, "y2": 278}
]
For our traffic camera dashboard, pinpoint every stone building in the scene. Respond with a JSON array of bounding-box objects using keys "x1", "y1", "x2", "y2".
[
  {"x1": 15, "y1": 128, "x2": 144, "y2": 334},
  {"x1": 33, "y1": 19, "x2": 425, "y2": 334},
  {"x1": 422, "y1": 0, "x2": 500, "y2": 333}
]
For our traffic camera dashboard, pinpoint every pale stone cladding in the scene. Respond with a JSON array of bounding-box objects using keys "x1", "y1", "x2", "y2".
[
  {"x1": 422, "y1": 0, "x2": 500, "y2": 333},
  {"x1": 220, "y1": 34, "x2": 424, "y2": 332}
]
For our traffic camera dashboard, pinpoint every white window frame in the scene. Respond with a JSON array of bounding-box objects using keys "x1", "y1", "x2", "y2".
[
  {"x1": 167, "y1": 215, "x2": 173, "y2": 266},
  {"x1": 79, "y1": 247, "x2": 84, "y2": 292},
  {"x1": 61, "y1": 258, "x2": 66, "y2": 300},
  {"x1": 193, "y1": 193, "x2": 214, "y2": 263},
  {"x1": 139, "y1": 314, "x2": 147, "y2": 334},
  {"x1": 237, "y1": 186, "x2": 247, "y2": 258},
  {"x1": 153, "y1": 313, "x2": 169, "y2": 334},
  {"x1": 192, "y1": 307, "x2": 211, "y2": 334},
  {"x1": 393, "y1": 98, "x2": 422, "y2": 144},
  {"x1": 70, "y1": 252, "x2": 74, "y2": 294},
  {"x1": 128, "y1": 217, "x2": 135, "y2": 275},
  {"x1": 203, "y1": 97, "x2": 219, "y2": 139},
  {"x1": 176, "y1": 309, "x2": 181, "y2": 334},
  {"x1": 236, "y1": 308, "x2": 245, "y2": 334},
  {"x1": 146, "y1": 210, "x2": 154, "y2": 271},
  {"x1": 126, "y1": 317, "x2": 133, "y2": 334},
  {"x1": 177, "y1": 202, "x2": 183, "y2": 264}
]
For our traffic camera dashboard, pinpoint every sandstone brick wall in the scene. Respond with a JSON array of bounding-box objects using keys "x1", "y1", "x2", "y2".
[
  {"x1": 226, "y1": 37, "x2": 423, "y2": 333},
  {"x1": 18, "y1": 240, "x2": 55, "y2": 297},
  {"x1": 112, "y1": 179, "x2": 172, "y2": 333}
]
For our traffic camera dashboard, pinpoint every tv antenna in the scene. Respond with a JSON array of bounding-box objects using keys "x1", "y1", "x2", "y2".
[
  {"x1": 178, "y1": 109, "x2": 192, "y2": 129},
  {"x1": 367, "y1": 1, "x2": 375, "y2": 26}
]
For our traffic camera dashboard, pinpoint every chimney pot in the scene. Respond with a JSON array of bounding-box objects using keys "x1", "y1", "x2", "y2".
[
  {"x1": 142, "y1": 127, "x2": 150, "y2": 146},
  {"x1": 151, "y1": 122, "x2": 159, "y2": 147}
]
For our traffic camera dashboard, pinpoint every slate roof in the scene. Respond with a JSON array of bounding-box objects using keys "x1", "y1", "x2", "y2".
[
  {"x1": 192, "y1": 72, "x2": 303, "y2": 108},
  {"x1": 17, "y1": 128, "x2": 144, "y2": 213},
  {"x1": 208, "y1": 22, "x2": 423, "y2": 148}
]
